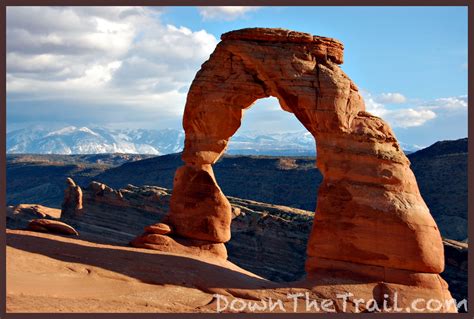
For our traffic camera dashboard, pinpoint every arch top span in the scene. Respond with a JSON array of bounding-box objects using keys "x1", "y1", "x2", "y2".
[
  {"x1": 182, "y1": 28, "x2": 360, "y2": 166},
  {"x1": 221, "y1": 28, "x2": 344, "y2": 64}
]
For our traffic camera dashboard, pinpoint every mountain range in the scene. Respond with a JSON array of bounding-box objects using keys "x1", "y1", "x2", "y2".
[
  {"x1": 6, "y1": 126, "x2": 183, "y2": 155},
  {"x1": 6, "y1": 126, "x2": 423, "y2": 156}
]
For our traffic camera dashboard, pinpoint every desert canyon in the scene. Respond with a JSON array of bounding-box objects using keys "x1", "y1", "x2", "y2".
[{"x1": 6, "y1": 28, "x2": 462, "y2": 313}]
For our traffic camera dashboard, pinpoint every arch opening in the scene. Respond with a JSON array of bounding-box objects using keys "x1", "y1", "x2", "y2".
[
  {"x1": 213, "y1": 96, "x2": 322, "y2": 281},
  {"x1": 227, "y1": 96, "x2": 316, "y2": 157}
]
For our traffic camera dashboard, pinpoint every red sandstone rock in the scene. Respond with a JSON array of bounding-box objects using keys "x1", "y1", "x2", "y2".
[
  {"x1": 220, "y1": 28, "x2": 344, "y2": 64},
  {"x1": 131, "y1": 233, "x2": 227, "y2": 259},
  {"x1": 136, "y1": 27, "x2": 452, "y2": 309},
  {"x1": 10, "y1": 204, "x2": 61, "y2": 219},
  {"x1": 27, "y1": 219, "x2": 79, "y2": 236},
  {"x1": 85, "y1": 181, "x2": 127, "y2": 207},
  {"x1": 61, "y1": 177, "x2": 83, "y2": 218},
  {"x1": 144, "y1": 223, "x2": 172, "y2": 235},
  {"x1": 164, "y1": 164, "x2": 232, "y2": 243}
]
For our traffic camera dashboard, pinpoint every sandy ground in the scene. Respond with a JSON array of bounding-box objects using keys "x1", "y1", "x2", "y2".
[
  {"x1": 7, "y1": 229, "x2": 303, "y2": 313},
  {"x1": 8, "y1": 229, "x2": 458, "y2": 313}
]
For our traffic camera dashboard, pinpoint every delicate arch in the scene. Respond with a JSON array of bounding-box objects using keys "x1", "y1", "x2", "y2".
[{"x1": 139, "y1": 28, "x2": 445, "y2": 280}]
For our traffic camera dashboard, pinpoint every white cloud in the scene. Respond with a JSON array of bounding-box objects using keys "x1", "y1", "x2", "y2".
[
  {"x1": 362, "y1": 91, "x2": 436, "y2": 128},
  {"x1": 6, "y1": 6, "x2": 466, "y2": 136},
  {"x1": 198, "y1": 6, "x2": 260, "y2": 21},
  {"x1": 420, "y1": 95, "x2": 467, "y2": 112},
  {"x1": 383, "y1": 108, "x2": 437, "y2": 128},
  {"x1": 7, "y1": 6, "x2": 219, "y2": 128},
  {"x1": 7, "y1": 7, "x2": 138, "y2": 57},
  {"x1": 375, "y1": 92, "x2": 406, "y2": 104}
]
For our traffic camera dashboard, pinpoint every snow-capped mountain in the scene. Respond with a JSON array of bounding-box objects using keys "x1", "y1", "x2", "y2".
[
  {"x1": 398, "y1": 141, "x2": 424, "y2": 153},
  {"x1": 6, "y1": 126, "x2": 184, "y2": 155},
  {"x1": 6, "y1": 126, "x2": 422, "y2": 155},
  {"x1": 227, "y1": 130, "x2": 316, "y2": 156}
]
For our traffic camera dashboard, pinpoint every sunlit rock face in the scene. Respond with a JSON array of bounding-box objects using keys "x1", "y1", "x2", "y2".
[{"x1": 136, "y1": 28, "x2": 455, "y2": 312}]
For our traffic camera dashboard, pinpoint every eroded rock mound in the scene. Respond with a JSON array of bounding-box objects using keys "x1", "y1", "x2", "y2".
[
  {"x1": 6, "y1": 204, "x2": 61, "y2": 229},
  {"x1": 7, "y1": 202, "x2": 78, "y2": 236},
  {"x1": 133, "y1": 220, "x2": 227, "y2": 259},
  {"x1": 135, "y1": 27, "x2": 454, "y2": 312},
  {"x1": 131, "y1": 233, "x2": 227, "y2": 259},
  {"x1": 145, "y1": 222, "x2": 172, "y2": 235},
  {"x1": 8, "y1": 204, "x2": 61, "y2": 219},
  {"x1": 27, "y1": 219, "x2": 78, "y2": 236}
]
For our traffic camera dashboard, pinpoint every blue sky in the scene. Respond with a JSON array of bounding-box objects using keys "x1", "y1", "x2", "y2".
[
  {"x1": 163, "y1": 6, "x2": 467, "y2": 98},
  {"x1": 6, "y1": 6, "x2": 468, "y2": 147}
]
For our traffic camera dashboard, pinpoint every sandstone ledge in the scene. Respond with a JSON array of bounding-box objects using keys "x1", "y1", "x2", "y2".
[{"x1": 221, "y1": 27, "x2": 344, "y2": 64}]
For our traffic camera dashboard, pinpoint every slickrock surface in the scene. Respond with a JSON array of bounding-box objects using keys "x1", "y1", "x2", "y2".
[
  {"x1": 135, "y1": 27, "x2": 452, "y2": 306},
  {"x1": 6, "y1": 229, "x2": 271, "y2": 313},
  {"x1": 60, "y1": 181, "x2": 171, "y2": 244},
  {"x1": 6, "y1": 229, "x2": 459, "y2": 313},
  {"x1": 9, "y1": 185, "x2": 467, "y2": 311},
  {"x1": 57, "y1": 179, "x2": 311, "y2": 278},
  {"x1": 7, "y1": 204, "x2": 61, "y2": 224},
  {"x1": 8, "y1": 181, "x2": 466, "y2": 305}
]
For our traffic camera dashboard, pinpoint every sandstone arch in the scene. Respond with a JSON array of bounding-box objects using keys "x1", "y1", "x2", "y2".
[{"x1": 133, "y1": 28, "x2": 454, "y2": 310}]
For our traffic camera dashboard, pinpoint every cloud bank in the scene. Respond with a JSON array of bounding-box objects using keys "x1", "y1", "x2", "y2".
[
  {"x1": 362, "y1": 91, "x2": 467, "y2": 129},
  {"x1": 6, "y1": 6, "x2": 466, "y2": 146},
  {"x1": 7, "y1": 6, "x2": 218, "y2": 128},
  {"x1": 375, "y1": 92, "x2": 407, "y2": 104}
]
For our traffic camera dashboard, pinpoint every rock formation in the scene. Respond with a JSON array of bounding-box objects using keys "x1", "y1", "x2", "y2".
[
  {"x1": 131, "y1": 232, "x2": 228, "y2": 259},
  {"x1": 7, "y1": 181, "x2": 466, "y2": 312},
  {"x1": 61, "y1": 177, "x2": 83, "y2": 218},
  {"x1": 6, "y1": 204, "x2": 62, "y2": 230},
  {"x1": 144, "y1": 222, "x2": 172, "y2": 235},
  {"x1": 5, "y1": 203, "x2": 78, "y2": 237},
  {"x1": 7, "y1": 204, "x2": 61, "y2": 220},
  {"x1": 134, "y1": 28, "x2": 454, "y2": 311},
  {"x1": 27, "y1": 219, "x2": 79, "y2": 236},
  {"x1": 60, "y1": 180, "x2": 171, "y2": 244}
]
